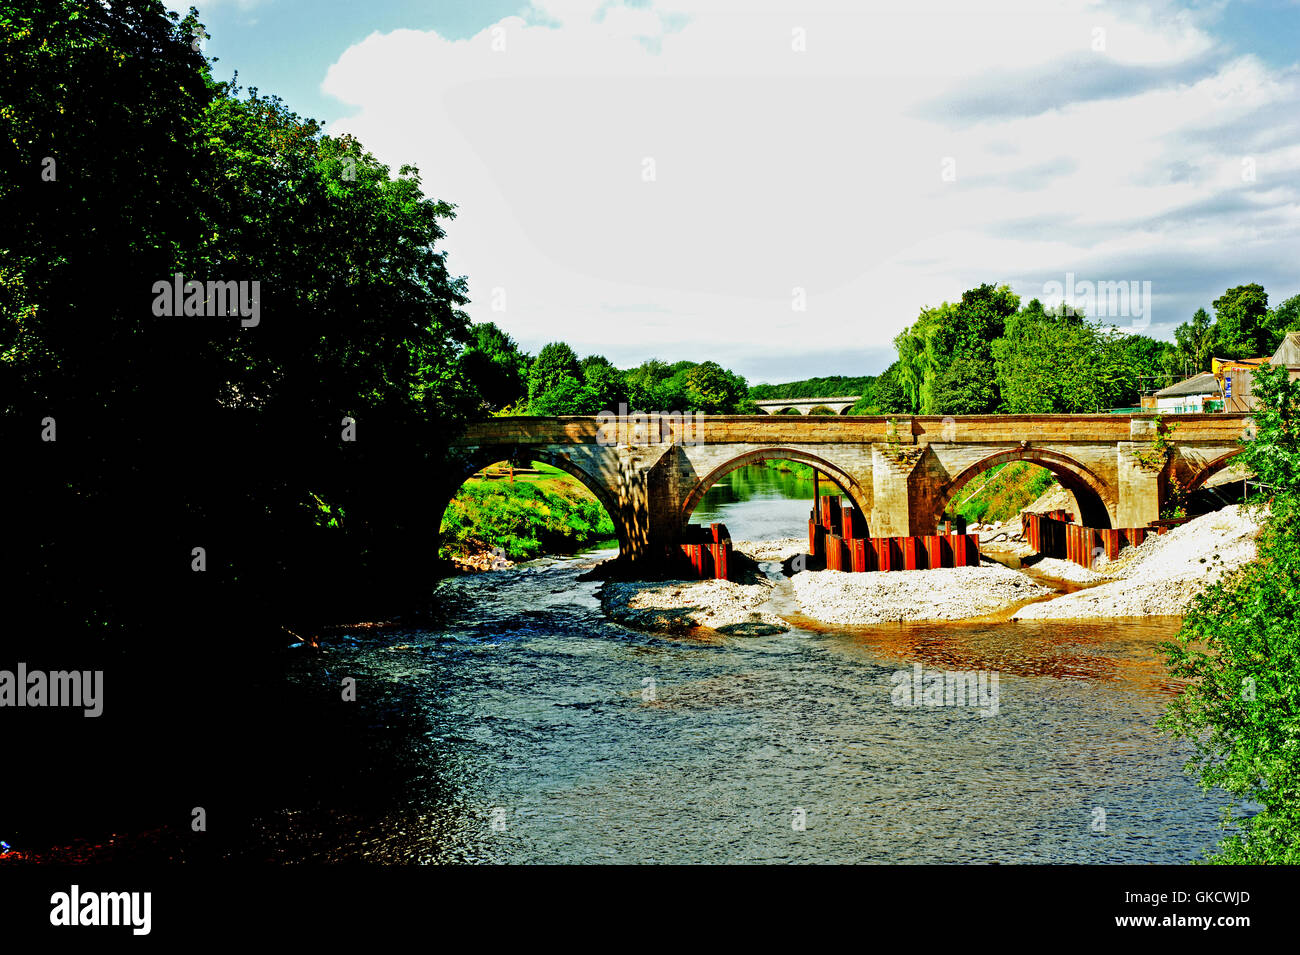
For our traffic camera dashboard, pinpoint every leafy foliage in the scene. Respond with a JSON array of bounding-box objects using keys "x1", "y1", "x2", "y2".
[
  {"x1": 849, "y1": 362, "x2": 910, "y2": 414},
  {"x1": 1159, "y1": 361, "x2": 1300, "y2": 863},
  {"x1": 749, "y1": 375, "x2": 875, "y2": 400},
  {"x1": 521, "y1": 351, "x2": 753, "y2": 414},
  {"x1": 953, "y1": 462, "x2": 1055, "y2": 525},
  {"x1": 879, "y1": 285, "x2": 1181, "y2": 415},
  {"x1": 527, "y1": 341, "x2": 583, "y2": 404},
  {"x1": 1175, "y1": 307, "x2": 1216, "y2": 373},
  {"x1": 439, "y1": 477, "x2": 616, "y2": 562},
  {"x1": 461, "y1": 322, "x2": 528, "y2": 411},
  {"x1": 1171, "y1": 285, "x2": 1300, "y2": 373},
  {"x1": 1210, "y1": 284, "x2": 1271, "y2": 360},
  {"x1": 2, "y1": 0, "x2": 479, "y2": 637}
]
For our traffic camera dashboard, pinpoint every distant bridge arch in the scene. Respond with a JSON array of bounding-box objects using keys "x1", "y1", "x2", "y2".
[{"x1": 753, "y1": 396, "x2": 860, "y2": 415}]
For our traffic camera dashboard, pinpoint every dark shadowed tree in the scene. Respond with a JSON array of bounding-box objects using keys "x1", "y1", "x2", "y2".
[{"x1": 461, "y1": 322, "x2": 528, "y2": 411}]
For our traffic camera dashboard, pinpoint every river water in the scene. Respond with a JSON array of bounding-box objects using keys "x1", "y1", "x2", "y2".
[{"x1": 257, "y1": 465, "x2": 1230, "y2": 863}]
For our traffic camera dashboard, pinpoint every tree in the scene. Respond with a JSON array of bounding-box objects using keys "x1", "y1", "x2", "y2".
[
  {"x1": 1264, "y1": 293, "x2": 1300, "y2": 353},
  {"x1": 929, "y1": 351, "x2": 999, "y2": 415},
  {"x1": 2, "y1": 0, "x2": 482, "y2": 846},
  {"x1": 891, "y1": 285, "x2": 1017, "y2": 415},
  {"x1": 1110, "y1": 332, "x2": 1178, "y2": 404},
  {"x1": 1238, "y1": 363, "x2": 1300, "y2": 492},
  {"x1": 527, "y1": 341, "x2": 582, "y2": 406},
  {"x1": 582, "y1": 360, "x2": 628, "y2": 414},
  {"x1": 461, "y1": 322, "x2": 528, "y2": 411},
  {"x1": 1210, "y1": 284, "x2": 1270, "y2": 359},
  {"x1": 528, "y1": 376, "x2": 596, "y2": 415},
  {"x1": 681, "y1": 360, "x2": 750, "y2": 413},
  {"x1": 1160, "y1": 362, "x2": 1300, "y2": 863},
  {"x1": 1175, "y1": 307, "x2": 1215, "y2": 373},
  {"x1": 892, "y1": 304, "x2": 946, "y2": 414},
  {"x1": 853, "y1": 362, "x2": 909, "y2": 414},
  {"x1": 2, "y1": 0, "x2": 478, "y2": 639}
]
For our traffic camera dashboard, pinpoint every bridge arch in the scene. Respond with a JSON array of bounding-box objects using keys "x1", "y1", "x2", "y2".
[
  {"x1": 1184, "y1": 448, "x2": 1246, "y2": 493},
  {"x1": 433, "y1": 446, "x2": 629, "y2": 560},
  {"x1": 678, "y1": 446, "x2": 870, "y2": 528},
  {"x1": 932, "y1": 447, "x2": 1115, "y2": 529}
]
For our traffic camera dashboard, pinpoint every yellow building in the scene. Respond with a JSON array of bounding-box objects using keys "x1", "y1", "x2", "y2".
[{"x1": 1210, "y1": 333, "x2": 1300, "y2": 412}]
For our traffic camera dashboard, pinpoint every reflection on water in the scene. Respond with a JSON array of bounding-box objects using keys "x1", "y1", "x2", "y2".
[
  {"x1": 691, "y1": 463, "x2": 827, "y2": 540},
  {"x1": 250, "y1": 543, "x2": 1229, "y2": 864}
]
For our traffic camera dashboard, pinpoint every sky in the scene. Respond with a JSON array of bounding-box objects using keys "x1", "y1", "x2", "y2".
[{"x1": 171, "y1": 0, "x2": 1300, "y2": 384}]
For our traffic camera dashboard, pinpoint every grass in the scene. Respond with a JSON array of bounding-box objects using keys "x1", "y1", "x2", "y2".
[
  {"x1": 954, "y1": 461, "x2": 1056, "y2": 525},
  {"x1": 439, "y1": 461, "x2": 617, "y2": 562}
]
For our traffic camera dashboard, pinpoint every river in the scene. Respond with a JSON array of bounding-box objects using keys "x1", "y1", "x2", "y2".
[{"x1": 254, "y1": 464, "x2": 1231, "y2": 863}]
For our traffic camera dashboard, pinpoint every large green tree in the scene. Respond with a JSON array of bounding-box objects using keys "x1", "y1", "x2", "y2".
[
  {"x1": 889, "y1": 284, "x2": 1019, "y2": 415},
  {"x1": 680, "y1": 360, "x2": 751, "y2": 413},
  {"x1": 2, "y1": 0, "x2": 478, "y2": 639},
  {"x1": 1160, "y1": 362, "x2": 1300, "y2": 863},
  {"x1": 1, "y1": 0, "x2": 483, "y2": 849},
  {"x1": 527, "y1": 341, "x2": 583, "y2": 406},
  {"x1": 1210, "y1": 284, "x2": 1271, "y2": 359},
  {"x1": 461, "y1": 321, "x2": 528, "y2": 411}
]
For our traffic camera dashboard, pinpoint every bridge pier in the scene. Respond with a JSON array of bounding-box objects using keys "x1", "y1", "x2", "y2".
[
  {"x1": 1116, "y1": 442, "x2": 1163, "y2": 529},
  {"x1": 871, "y1": 442, "x2": 925, "y2": 537}
]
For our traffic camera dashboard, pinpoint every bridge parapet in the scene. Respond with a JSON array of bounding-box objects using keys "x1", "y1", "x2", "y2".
[{"x1": 455, "y1": 413, "x2": 1254, "y2": 448}]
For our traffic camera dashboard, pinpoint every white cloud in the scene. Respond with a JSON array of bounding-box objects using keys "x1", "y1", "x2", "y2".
[{"x1": 321, "y1": 0, "x2": 1300, "y2": 379}]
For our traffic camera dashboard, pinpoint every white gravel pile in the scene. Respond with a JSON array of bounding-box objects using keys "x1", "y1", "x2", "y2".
[
  {"x1": 791, "y1": 564, "x2": 1051, "y2": 625},
  {"x1": 1023, "y1": 557, "x2": 1106, "y2": 584},
  {"x1": 1013, "y1": 504, "x2": 1260, "y2": 619},
  {"x1": 732, "y1": 538, "x2": 805, "y2": 562},
  {"x1": 601, "y1": 578, "x2": 789, "y2": 633}
]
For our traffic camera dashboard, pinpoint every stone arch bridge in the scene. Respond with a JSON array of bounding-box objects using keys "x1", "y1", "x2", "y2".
[
  {"x1": 753, "y1": 396, "x2": 860, "y2": 415},
  {"x1": 442, "y1": 414, "x2": 1252, "y2": 564}
]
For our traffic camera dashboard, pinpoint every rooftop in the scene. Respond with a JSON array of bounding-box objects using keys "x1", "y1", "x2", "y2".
[{"x1": 1154, "y1": 371, "x2": 1220, "y2": 399}]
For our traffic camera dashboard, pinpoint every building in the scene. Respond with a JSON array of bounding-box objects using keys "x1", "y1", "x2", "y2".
[
  {"x1": 1275, "y1": 330, "x2": 1300, "y2": 366},
  {"x1": 1213, "y1": 356, "x2": 1269, "y2": 412},
  {"x1": 1153, "y1": 371, "x2": 1223, "y2": 413},
  {"x1": 1210, "y1": 332, "x2": 1300, "y2": 411}
]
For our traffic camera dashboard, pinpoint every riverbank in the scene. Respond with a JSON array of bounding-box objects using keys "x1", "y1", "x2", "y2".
[{"x1": 1011, "y1": 503, "x2": 1260, "y2": 619}]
